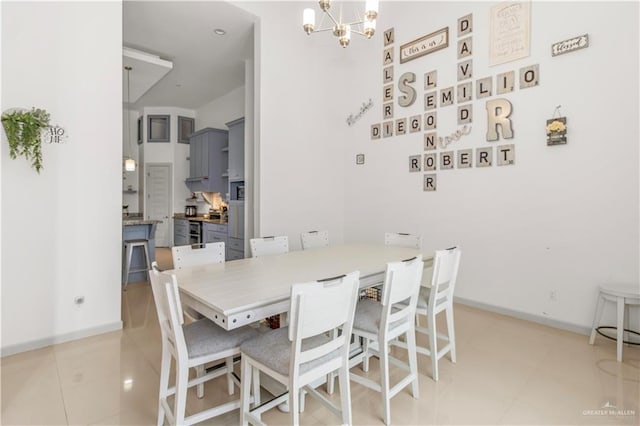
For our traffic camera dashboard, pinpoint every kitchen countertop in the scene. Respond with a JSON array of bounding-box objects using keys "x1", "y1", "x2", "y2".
[
  {"x1": 173, "y1": 213, "x2": 227, "y2": 225},
  {"x1": 123, "y1": 216, "x2": 163, "y2": 226}
]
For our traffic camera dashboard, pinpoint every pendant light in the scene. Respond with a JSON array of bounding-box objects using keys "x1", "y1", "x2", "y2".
[{"x1": 124, "y1": 65, "x2": 136, "y2": 172}]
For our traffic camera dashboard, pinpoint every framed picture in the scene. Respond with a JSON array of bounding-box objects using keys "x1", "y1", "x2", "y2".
[
  {"x1": 177, "y1": 116, "x2": 195, "y2": 144},
  {"x1": 137, "y1": 116, "x2": 142, "y2": 144},
  {"x1": 400, "y1": 27, "x2": 449, "y2": 64},
  {"x1": 147, "y1": 114, "x2": 170, "y2": 143}
]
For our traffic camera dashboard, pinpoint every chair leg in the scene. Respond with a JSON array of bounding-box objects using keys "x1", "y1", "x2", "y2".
[
  {"x1": 290, "y1": 382, "x2": 300, "y2": 426},
  {"x1": 124, "y1": 243, "x2": 134, "y2": 289},
  {"x1": 196, "y1": 365, "x2": 205, "y2": 399},
  {"x1": 406, "y1": 330, "x2": 420, "y2": 399},
  {"x1": 363, "y1": 338, "x2": 370, "y2": 372},
  {"x1": 327, "y1": 329, "x2": 337, "y2": 395},
  {"x1": 379, "y1": 340, "x2": 391, "y2": 426},
  {"x1": 428, "y1": 315, "x2": 438, "y2": 381},
  {"x1": 226, "y1": 357, "x2": 235, "y2": 395},
  {"x1": 616, "y1": 296, "x2": 624, "y2": 362},
  {"x1": 174, "y1": 364, "x2": 189, "y2": 426},
  {"x1": 446, "y1": 306, "x2": 457, "y2": 363},
  {"x1": 142, "y1": 242, "x2": 151, "y2": 280},
  {"x1": 157, "y1": 344, "x2": 171, "y2": 426},
  {"x1": 338, "y1": 363, "x2": 353, "y2": 425},
  {"x1": 589, "y1": 292, "x2": 605, "y2": 344},
  {"x1": 240, "y1": 357, "x2": 251, "y2": 426},
  {"x1": 252, "y1": 365, "x2": 261, "y2": 407}
]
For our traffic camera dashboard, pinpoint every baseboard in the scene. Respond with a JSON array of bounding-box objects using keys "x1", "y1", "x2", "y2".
[
  {"x1": 1, "y1": 320, "x2": 123, "y2": 357},
  {"x1": 454, "y1": 296, "x2": 591, "y2": 336}
]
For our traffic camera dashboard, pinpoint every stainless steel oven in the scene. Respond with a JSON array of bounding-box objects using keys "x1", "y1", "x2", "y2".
[{"x1": 188, "y1": 221, "x2": 202, "y2": 245}]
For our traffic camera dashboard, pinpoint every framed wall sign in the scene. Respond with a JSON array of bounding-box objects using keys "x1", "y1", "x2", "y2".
[
  {"x1": 147, "y1": 114, "x2": 170, "y2": 143},
  {"x1": 400, "y1": 27, "x2": 449, "y2": 64},
  {"x1": 177, "y1": 116, "x2": 195, "y2": 144},
  {"x1": 489, "y1": 1, "x2": 531, "y2": 66}
]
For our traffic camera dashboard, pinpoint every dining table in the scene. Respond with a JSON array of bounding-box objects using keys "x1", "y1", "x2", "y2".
[{"x1": 170, "y1": 243, "x2": 432, "y2": 331}]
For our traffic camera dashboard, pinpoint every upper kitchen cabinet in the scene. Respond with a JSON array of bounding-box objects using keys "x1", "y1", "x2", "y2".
[
  {"x1": 226, "y1": 117, "x2": 244, "y2": 181},
  {"x1": 186, "y1": 127, "x2": 228, "y2": 193}
]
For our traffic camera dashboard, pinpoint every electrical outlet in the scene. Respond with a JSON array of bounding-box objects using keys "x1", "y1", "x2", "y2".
[
  {"x1": 74, "y1": 296, "x2": 85, "y2": 305},
  {"x1": 549, "y1": 291, "x2": 558, "y2": 301}
]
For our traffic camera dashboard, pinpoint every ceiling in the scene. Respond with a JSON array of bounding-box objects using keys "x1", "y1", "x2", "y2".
[{"x1": 123, "y1": 1, "x2": 255, "y2": 110}]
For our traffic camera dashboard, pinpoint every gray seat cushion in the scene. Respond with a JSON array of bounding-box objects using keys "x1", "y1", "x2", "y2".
[
  {"x1": 183, "y1": 319, "x2": 259, "y2": 359},
  {"x1": 397, "y1": 287, "x2": 430, "y2": 310},
  {"x1": 240, "y1": 327, "x2": 341, "y2": 377},
  {"x1": 353, "y1": 299, "x2": 406, "y2": 335}
]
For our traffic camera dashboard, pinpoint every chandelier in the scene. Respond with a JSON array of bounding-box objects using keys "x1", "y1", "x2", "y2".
[{"x1": 302, "y1": 0, "x2": 379, "y2": 48}]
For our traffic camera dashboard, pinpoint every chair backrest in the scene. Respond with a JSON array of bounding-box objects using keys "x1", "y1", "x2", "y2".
[
  {"x1": 300, "y1": 230, "x2": 329, "y2": 250},
  {"x1": 172, "y1": 242, "x2": 225, "y2": 269},
  {"x1": 249, "y1": 236, "x2": 289, "y2": 258},
  {"x1": 149, "y1": 262, "x2": 187, "y2": 359},
  {"x1": 384, "y1": 232, "x2": 422, "y2": 249},
  {"x1": 379, "y1": 255, "x2": 424, "y2": 336},
  {"x1": 428, "y1": 247, "x2": 461, "y2": 314},
  {"x1": 288, "y1": 271, "x2": 360, "y2": 379}
]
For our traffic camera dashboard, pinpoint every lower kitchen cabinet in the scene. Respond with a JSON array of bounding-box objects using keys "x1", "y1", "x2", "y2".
[
  {"x1": 227, "y1": 237, "x2": 244, "y2": 260},
  {"x1": 203, "y1": 222, "x2": 227, "y2": 245},
  {"x1": 174, "y1": 218, "x2": 189, "y2": 246}
]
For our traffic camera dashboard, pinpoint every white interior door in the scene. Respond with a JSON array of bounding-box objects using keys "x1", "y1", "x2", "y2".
[{"x1": 146, "y1": 164, "x2": 172, "y2": 247}]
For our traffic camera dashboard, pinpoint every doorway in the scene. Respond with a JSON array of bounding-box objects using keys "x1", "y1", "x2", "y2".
[{"x1": 146, "y1": 163, "x2": 172, "y2": 247}]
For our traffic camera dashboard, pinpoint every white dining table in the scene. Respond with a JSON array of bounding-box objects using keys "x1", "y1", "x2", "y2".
[{"x1": 170, "y1": 243, "x2": 431, "y2": 330}]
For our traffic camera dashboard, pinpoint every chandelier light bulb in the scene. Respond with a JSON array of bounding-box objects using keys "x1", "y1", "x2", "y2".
[
  {"x1": 364, "y1": 19, "x2": 376, "y2": 38},
  {"x1": 319, "y1": 0, "x2": 331, "y2": 12},
  {"x1": 340, "y1": 24, "x2": 351, "y2": 48},
  {"x1": 365, "y1": 0, "x2": 379, "y2": 20},
  {"x1": 303, "y1": 8, "x2": 315, "y2": 34}
]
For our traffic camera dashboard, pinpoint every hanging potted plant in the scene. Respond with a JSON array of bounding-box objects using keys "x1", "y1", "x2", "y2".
[{"x1": 1, "y1": 107, "x2": 50, "y2": 173}]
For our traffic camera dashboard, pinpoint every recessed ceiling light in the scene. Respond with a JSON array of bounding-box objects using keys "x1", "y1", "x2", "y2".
[{"x1": 214, "y1": 28, "x2": 226, "y2": 36}]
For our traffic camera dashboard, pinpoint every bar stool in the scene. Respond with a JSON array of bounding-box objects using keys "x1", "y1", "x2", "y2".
[
  {"x1": 589, "y1": 283, "x2": 640, "y2": 361},
  {"x1": 123, "y1": 223, "x2": 156, "y2": 289}
]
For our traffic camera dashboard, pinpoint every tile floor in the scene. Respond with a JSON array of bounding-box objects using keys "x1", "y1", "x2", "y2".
[{"x1": 2, "y1": 248, "x2": 639, "y2": 425}]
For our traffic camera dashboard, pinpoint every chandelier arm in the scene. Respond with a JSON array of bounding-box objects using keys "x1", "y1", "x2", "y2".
[
  {"x1": 351, "y1": 30, "x2": 368, "y2": 36},
  {"x1": 345, "y1": 20, "x2": 365, "y2": 26},
  {"x1": 314, "y1": 27, "x2": 339, "y2": 33},
  {"x1": 324, "y1": 9, "x2": 341, "y2": 26}
]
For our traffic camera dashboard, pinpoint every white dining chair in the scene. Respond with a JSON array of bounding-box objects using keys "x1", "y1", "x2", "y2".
[
  {"x1": 384, "y1": 232, "x2": 422, "y2": 249},
  {"x1": 349, "y1": 255, "x2": 424, "y2": 426},
  {"x1": 149, "y1": 262, "x2": 258, "y2": 426},
  {"x1": 396, "y1": 246, "x2": 461, "y2": 381},
  {"x1": 300, "y1": 230, "x2": 329, "y2": 250},
  {"x1": 239, "y1": 271, "x2": 360, "y2": 425},
  {"x1": 171, "y1": 242, "x2": 225, "y2": 268},
  {"x1": 171, "y1": 242, "x2": 225, "y2": 325},
  {"x1": 249, "y1": 236, "x2": 289, "y2": 258}
]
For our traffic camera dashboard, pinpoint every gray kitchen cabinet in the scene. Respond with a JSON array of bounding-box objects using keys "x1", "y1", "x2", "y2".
[
  {"x1": 203, "y1": 222, "x2": 227, "y2": 245},
  {"x1": 174, "y1": 218, "x2": 189, "y2": 246},
  {"x1": 227, "y1": 200, "x2": 245, "y2": 259},
  {"x1": 186, "y1": 128, "x2": 228, "y2": 193},
  {"x1": 226, "y1": 117, "x2": 244, "y2": 181}
]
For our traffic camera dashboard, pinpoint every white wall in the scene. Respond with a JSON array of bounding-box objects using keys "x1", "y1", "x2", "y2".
[
  {"x1": 341, "y1": 1, "x2": 639, "y2": 331},
  {"x1": 1, "y1": 2, "x2": 123, "y2": 354},
  {"x1": 238, "y1": 2, "x2": 368, "y2": 250},
  {"x1": 244, "y1": 1, "x2": 638, "y2": 331},
  {"x1": 196, "y1": 86, "x2": 245, "y2": 130}
]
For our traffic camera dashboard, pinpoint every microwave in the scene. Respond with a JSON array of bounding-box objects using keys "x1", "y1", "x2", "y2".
[{"x1": 236, "y1": 185, "x2": 245, "y2": 200}]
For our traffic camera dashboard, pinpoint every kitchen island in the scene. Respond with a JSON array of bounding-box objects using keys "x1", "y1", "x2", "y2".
[{"x1": 123, "y1": 216, "x2": 162, "y2": 284}]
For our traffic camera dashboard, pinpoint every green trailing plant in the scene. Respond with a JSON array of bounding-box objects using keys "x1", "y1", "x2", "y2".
[{"x1": 1, "y1": 107, "x2": 50, "y2": 173}]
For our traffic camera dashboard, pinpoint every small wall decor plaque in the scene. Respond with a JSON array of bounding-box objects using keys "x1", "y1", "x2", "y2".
[
  {"x1": 546, "y1": 106, "x2": 567, "y2": 145},
  {"x1": 552, "y1": 34, "x2": 588, "y2": 57},
  {"x1": 356, "y1": 154, "x2": 365, "y2": 165},
  {"x1": 400, "y1": 27, "x2": 449, "y2": 64}
]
